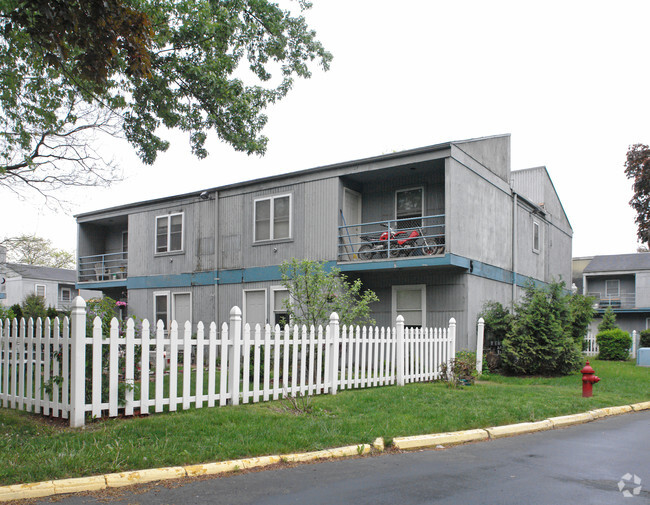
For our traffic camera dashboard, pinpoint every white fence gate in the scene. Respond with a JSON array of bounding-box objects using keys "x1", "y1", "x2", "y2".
[{"x1": 0, "y1": 297, "x2": 457, "y2": 427}]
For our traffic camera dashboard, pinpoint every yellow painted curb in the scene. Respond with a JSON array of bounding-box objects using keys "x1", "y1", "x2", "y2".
[
  {"x1": 185, "y1": 455, "x2": 281, "y2": 477},
  {"x1": 0, "y1": 481, "x2": 55, "y2": 501},
  {"x1": 485, "y1": 420, "x2": 553, "y2": 439},
  {"x1": 373, "y1": 437, "x2": 385, "y2": 451},
  {"x1": 393, "y1": 429, "x2": 488, "y2": 450},
  {"x1": 589, "y1": 405, "x2": 633, "y2": 419},
  {"x1": 283, "y1": 444, "x2": 371, "y2": 463},
  {"x1": 630, "y1": 401, "x2": 650, "y2": 411},
  {"x1": 105, "y1": 466, "x2": 186, "y2": 488},
  {"x1": 53, "y1": 476, "x2": 107, "y2": 495},
  {"x1": 548, "y1": 412, "x2": 594, "y2": 428}
]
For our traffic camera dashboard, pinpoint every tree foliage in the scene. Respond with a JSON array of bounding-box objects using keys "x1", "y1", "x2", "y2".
[
  {"x1": 624, "y1": 143, "x2": 650, "y2": 245},
  {"x1": 279, "y1": 258, "x2": 378, "y2": 328},
  {"x1": 597, "y1": 306, "x2": 617, "y2": 332},
  {"x1": 500, "y1": 281, "x2": 589, "y2": 376},
  {"x1": 0, "y1": 0, "x2": 332, "y2": 195},
  {"x1": 1, "y1": 234, "x2": 75, "y2": 268},
  {"x1": 478, "y1": 301, "x2": 513, "y2": 343}
]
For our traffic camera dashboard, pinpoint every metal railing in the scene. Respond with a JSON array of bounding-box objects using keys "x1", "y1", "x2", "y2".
[
  {"x1": 78, "y1": 252, "x2": 128, "y2": 282},
  {"x1": 587, "y1": 292, "x2": 636, "y2": 309},
  {"x1": 338, "y1": 214, "x2": 445, "y2": 262}
]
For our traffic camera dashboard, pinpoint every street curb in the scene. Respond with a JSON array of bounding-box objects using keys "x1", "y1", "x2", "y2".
[
  {"x1": 1, "y1": 403, "x2": 648, "y2": 502},
  {"x1": 485, "y1": 419, "x2": 553, "y2": 439},
  {"x1": 393, "y1": 429, "x2": 488, "y2": 449}
]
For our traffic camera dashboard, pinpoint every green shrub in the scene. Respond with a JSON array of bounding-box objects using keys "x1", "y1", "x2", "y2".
[
  {"x1": 479, "y1": 301, "x2": 513, "y2": 343},
  {"x1": 597, "y1": 329, "x2": 632, "y2": 360},
  {"x1": 440, "y1": 351, "x2": 478, "y2": 386},
  {"x1": 21, "y1": 294, "x2": 47, "y2": 320},
  {"x1": 598, "y1": 307, "x2": 617, "y2": 332},
  {"x1": 0, "y1": 306, "x2": 16, "y2": 321},
  {"x1": 639, "y1": 329, "x2": 650, "y2": 348},
  {"x1": 10, "y1": 303, "x2": 23, "y2": 320},
  {"x1": 501, "y1": 282, "x2": 582, "y2": 376}
]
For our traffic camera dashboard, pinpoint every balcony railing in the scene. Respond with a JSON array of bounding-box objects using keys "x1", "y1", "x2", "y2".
[
  {"x1": 587, "y1": 292, "x2": 636, "y2": 309},
  {"x1": 79, "y1": 252, "x2": 128, "y2": 282},
  {"x1": 338, "y1": 214, "x2": 445, "y2": 262}
]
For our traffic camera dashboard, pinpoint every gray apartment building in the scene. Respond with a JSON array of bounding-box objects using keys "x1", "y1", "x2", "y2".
[{"x1": 75, "y1": 134, "x2": 573, "y2": 350}]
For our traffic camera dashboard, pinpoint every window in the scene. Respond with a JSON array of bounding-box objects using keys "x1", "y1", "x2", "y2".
[
  {"x1": 396, "y1": 188, "x2": 423, "y2": 228},
  {"x1": 271, "y1": 287, "x2": 290, "y2": 326},
  {"x1": 122, "y1": 231, "x2": 128, "y2": 260},
  {"x1": 60, "y1": 288, "x2": 72, "y2": 302},
  {"x1": 392, "y1": 285, "x2": 426, "y2": 328},
  {"x1": 35, "y1": 284, "x2": 46, "y2": 298},
  {"x1": 244, "y1": 289, "x2": 267, "y2": 326},
  {"x1": 606, "y1": 280, "x2": 620, "y2": 298},
  {"x1": 532, "y1": 221, "x2": 540, "y2": 253},
  {"x1": 156, "y1": 213, "x2": 184, "y2": 253},
  {"x1": 153, "y1": 292, "x2": 169, "y2": 330},
  {"x1": 254, "y1": 194, "x2": 291, "y2": 242}
]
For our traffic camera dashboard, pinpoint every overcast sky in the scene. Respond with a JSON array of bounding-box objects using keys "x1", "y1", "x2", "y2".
[{"x1": 1, "y1": 0, "x2": 648, "y2": 259}]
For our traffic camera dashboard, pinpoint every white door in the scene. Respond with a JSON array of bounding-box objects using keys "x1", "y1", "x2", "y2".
[
  {"x1": 244, "y1": 290, "x2": 267, "y2": 326},
  {"x1": 342, "y1": 188, "x2": 362, "y2": 256},
  {"x1": 172, "y1": 293, "x2": 192, "y2": 328}
]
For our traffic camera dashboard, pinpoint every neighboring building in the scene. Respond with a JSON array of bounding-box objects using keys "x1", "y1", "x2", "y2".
[
  {"x1": 0, "y1": 246, "x2": 100, "y2": 311},
  {"x1": 76, "y1": 134, "x2": 573, "y2": 350},
  {"x1": 576, "y1": 253, "x2": 650, "y2": 335}
]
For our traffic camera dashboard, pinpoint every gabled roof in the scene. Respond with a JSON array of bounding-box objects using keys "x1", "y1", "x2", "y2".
[
  {"x1": 3, "y1": 263, "x2": 76, "y2": 283},
  {"x1": 583, "y1": 254, "x2": 650, "y2": 274}
]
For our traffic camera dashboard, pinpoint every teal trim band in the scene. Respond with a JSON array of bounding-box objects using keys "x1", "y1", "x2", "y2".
[
  {"x1": 76, "y1": 255, "x2": 550, "y2": 291},
  {"x1": 0, "y1": 293, "x2": 5, "y2": 299}
]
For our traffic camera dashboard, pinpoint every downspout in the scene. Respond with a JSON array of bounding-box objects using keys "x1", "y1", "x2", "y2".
[
  {"x1": 214, "y1": 191, "x2": 220, "y2": 324},
  {"x1": 512, "y1": 191, "x2": 518, "y2": 303}
]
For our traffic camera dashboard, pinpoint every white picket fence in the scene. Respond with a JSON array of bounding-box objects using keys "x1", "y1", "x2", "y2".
[{"x1": 0, "y1": 297, "x2": 458, "y2": 427}]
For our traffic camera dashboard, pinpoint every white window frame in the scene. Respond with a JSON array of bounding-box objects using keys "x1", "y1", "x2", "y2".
[
  {"x1": 35, "y1": 284, "x2": 46, "y2": 298},
  {"x1": 391, "y1": 284, "x2": 426, "y2": 328},
  {"x1": 153, "y1": 291, "x2": 170, "y2": 330},
  {"x1": 646, "y1": 318, "x2": 650, "y2": 330},
  {"x1": 532, "y1": 220, "x2": 540, "y2": 254},
  {"x1": 395, "y1": 187, "x2": 424, "y2": 220},
  {"x1": 60, "y1": 287, "x2": 72, "y2": 302},
  {"x1": 270, "y1": 286, "x2": 290, "y2": 326},
  {"x1": 253, "y1": 194, "x2": 292, "y2": 242},
  {"x1": 171, "y1": 292, "x2": 192, "y2": 330},
  {"x1": 606, "y1": 279, "x2": 620, "y2": 298},
  {"x1": 243, "y1": 289, "x2": 268, "y2": 327},
  {"x1": 155, "y1": 212, "x2": 184, "y2": 254}
]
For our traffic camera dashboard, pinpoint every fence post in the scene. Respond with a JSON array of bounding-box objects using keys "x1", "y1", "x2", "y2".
[
  {"x1": 631, "y1": 330, "x2": 638, "y2": 360},
  {"x1": 449, "y1": 317, "x2": 457, "y2": 365},
  {"x1": 396, "y1": 315, "x2": 405, "y2": 386},
  {"x1": 328, "y1": 312, "x2": 339, "y2": 395},
  {"x1": 228, "y1": 306, "x2": 242, "y2": 406},
  {"x1": 476, "y1": 318, "x2": 484, "y2": 374},
  {"x1": 69, "y1": 296, "x2": 86, "y2": 428}
]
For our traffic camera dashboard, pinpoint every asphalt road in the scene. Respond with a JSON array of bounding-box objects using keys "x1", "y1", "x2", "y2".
[{"x1": 34, "y1": 410, "x2": 649, "y2": 505}]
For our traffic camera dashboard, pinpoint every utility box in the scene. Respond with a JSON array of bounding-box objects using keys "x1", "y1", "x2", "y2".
[{"x1": 637, "y1": 348, "x2": 650, "y2": 367}]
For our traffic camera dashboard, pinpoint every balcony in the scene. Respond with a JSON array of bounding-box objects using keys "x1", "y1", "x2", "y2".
[
  {"x1": 338, "y1": 214, "x2": 445, "y2": 262},
  {"x1": 588, "y1": 292, "x2": 636, "y2": 309},
  {"x1": 79, "y1": 252, "x2": 128, "y2": 283}
]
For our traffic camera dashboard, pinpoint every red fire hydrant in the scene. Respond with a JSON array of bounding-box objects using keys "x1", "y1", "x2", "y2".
[{"x1": 581, "y1": 361, "x2": 600, "y2": 397}]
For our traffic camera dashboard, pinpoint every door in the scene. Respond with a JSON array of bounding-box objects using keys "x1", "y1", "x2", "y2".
[{"x1": 342, "y1": 188, "x2": 362, "y2": 257}]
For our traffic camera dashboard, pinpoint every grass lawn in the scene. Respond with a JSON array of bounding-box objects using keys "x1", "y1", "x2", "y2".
[{"x1": 1, "y1": 359, "x2": 648, "y2": 486}]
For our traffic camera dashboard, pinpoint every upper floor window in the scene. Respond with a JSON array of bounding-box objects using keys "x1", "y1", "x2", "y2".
[
  {"x1": 35, "y1": 284, "x2": 46, "y2": 298},
  {"x1": 156, "y1": 213, "x2": 184, "y2": 253},
  {"x1": 532, "y1": 221, "x2": 540, "y2": 253},
  {"x1": 254, "y1": 194, "x2": 291, "y2": 242}
]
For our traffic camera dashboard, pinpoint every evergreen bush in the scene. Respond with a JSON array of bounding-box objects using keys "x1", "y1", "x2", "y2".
[
  {"x1": 596, "y1": 329, "x2": 632, "y2": 360},
  {"x1": 598, "y1": 307, "x2": 617, "y2": 332},
  {"x1": 501, "y1": 282, "x2": 582, "y2": 376},
  {"x1": 639, "y1": 329, "x2": 650, "y2": 348}
]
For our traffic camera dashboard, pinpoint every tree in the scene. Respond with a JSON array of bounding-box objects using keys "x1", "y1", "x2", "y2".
[
  {"x1": 1, "y1": 234, "x2": 75, "y2": 268},
  {"x1": 0, "y1": 0, "x2": 332, "y2": 196},
  {"x1": 624, "y1": 143, "x2": 650, "y2": 245},
  {"x1": 597, "y1": 306, "x2": 617, "y2": 332},
  {"x1": 279, "y1": 258, "x2": 378, "y2": 328},
  {"x1": 501, "y1": 281, "x2": 584, "y2": 376}
]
